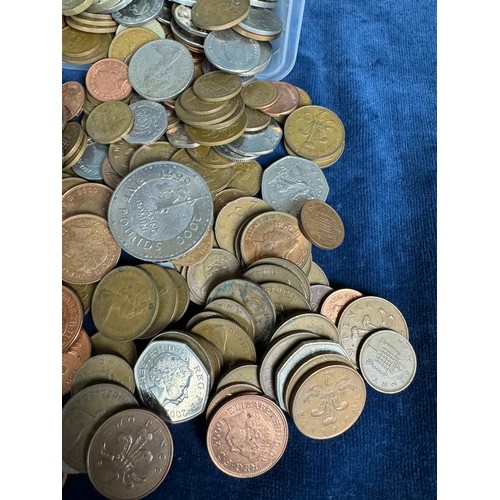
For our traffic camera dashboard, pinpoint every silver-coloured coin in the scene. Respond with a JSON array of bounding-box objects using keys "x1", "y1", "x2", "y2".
[
  {"x1": 170, "y1": 18, "x2": 205, "y2": 50},
  {"x1": 250, "y1": 0, "x2": 277, "y2": 8},
  {"x1": 338, "y1": 296, "x2": 409, "y2": 366},
  {"x1": 115, "y1": 19, "x2": 166, "y2": 38},
  {"x1": 206, "y1": 278, "x2": 276, "y2": 347},
  {"x1": 310, "y1": 284, "x2": 335, "y2": 312},
  {"x1": 134, "y1": 339, "x2": 210, "y2": 422},
  {"x1": 239, "y1": 40, "x2": 273, "y2": 77},
  {"x1": 72, "y1": 137, "x2": 106, "y2": 181},
  {"x1": 112, "y1": 0, "x2": 164, "y2": 27},
  {"x1": 128, "y1": 39, "x2": 195, "y2": 101},
  {"x1": 204, "y1": 29, "x2": 261, "y2": 74},
  {"x1": 157, "y1": 1, "x2": 172, "y2": 24},
  {"x1": 108, "y1": 161, "x2": 213, "y2": 261},
  {"x1": 201, "y1": 58, "x2": 256, "y2": 86},
  {"x1": 359, "y1": 329, "x2": 417, "y2": 394},
  {"x1": 86, "y1": 0, "x2": 132, "y2": 14},
  {"x1": 225, "y1": 119, "x2": 282, "y2": 156},
  {"x1": 123, "y1": 100, "x2": 168, "y2": 144},
  {"x1": 172, "y1": 0, "x2": 196, "y2": 6},
  {"x1": 271, "y1": 312, "x2": 340, "y2": 343},
  {"x1": 166, "y1": 123, "x2": 200, "y2": 148},
  {"x1": 261, "y1": 156, "x2": 330, "y2": 217},
  {"x1": 212, "y1": 145, "x2": 259, "y2": 162},
  {"x1": 238, "y1": 6, "x2": 282, "y2": 36},
  {"x1": 172, "y1": 3, "x2": 208, "y2": 37}
]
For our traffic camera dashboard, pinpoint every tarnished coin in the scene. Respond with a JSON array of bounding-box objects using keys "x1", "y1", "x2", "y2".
[
  {"x1": 91, "y1": 332, "x2": 138, "y2": 367},
  {"x1": 338, "y1": 296, "x2": 409, "y2": 366},
  {"x1": 86, "y1": 101, "x2": 134, "y2": 145},
  {"x1": 100, "y1": 157, "x2": 123, "y2": 188},
  {"x1": 359, "y1": 329, "x2": 417, "y2": 394},
  {"x1": 216, "y1": 362, "x2": 260, "y2": 392},
  {"x1": 192, "y1": 71, "x2": 242, "y2": 102},
  {"x1": 71, "y1": 137, "x2": 107, "y2": 180},
  {"x1": 175, "y1": 94, "x2": 241, "y2": 127},
  {"x1": 134, "y1": 339, "x2": 210, "y2": 423},
  {"x1": 92, "y1": 265, "x2": 159, "y2": 341},
  {"x1": 224, "y1": 159, "x2": 262, "y2": 195},
  {"x1": 239, "y1": 211, "x2": 311, "y2": 268},
  {"x1": 62, "y1": 182, "x2": 113, "y2": 220},
  {"x1": 63, "y1": 122, "x2": 85, "y2": 163},
  {"x1": 115, "y1": 19, "x2": 166, "y2": 39},
  {"x1": 62, "y1": 285, "x2": 84, "y2": 352},
  {"x1": 241, "y1": 80, "x2": 278, "y2": 109},
  {"x1": 187, "y1": 145, "x2": 237, "y2": 167},
  {"x1": 129, "y1": 141, "x2": 178, "y2": 170},
  {"x1": 238, "y1": 6, "x2": 282, "y2": 37},
  {"x1": 71, "y1": 354, "x2": 135, "y2": 395},
  {"x1": 244, "y1": 106, "x2": 272, "y2": 132},
  {"x1": 310, "y1": 284, "x2": 335, "y2": 312},
  {"x1": 171, "y1": 227, "x2": 214, "y2": 267},
  {"x1": 64, "y1": 281, "x2": 97, "y2": 315},
  {"x1": 224, "y1": 119, "x2": 282, "y2": 156},
  {"x1": 128, "y1": 39, "x2": 194, "y2": 100},
  {"x1": 205, "y1": 382, "x2": 260, "y2": 422},
  {"x1": 108, "y1": 161, "x2": 213, "y2": 261},
  {"x1": 260, "y1": 282, "x2": 311, "y2": 321},
  {"x1": 85, "y1": 58, "x2": 132, "y2": 101},
  {"x1": 290, "y1": 363, "x2": 366, "y2": 439},
  {"x1": 205, "y1": 298, "x2": 256, "y2": 340},
  {"x1": 164, "y1": 268, "x2": 190, "y2": 322},
  {"x1": 259, "y1": 82, "x2": 299, "y2": 116},
  {"x1": 123, "y1": 99, "x2": 169, "y2": 144},
  {"x1": 271, "y1": 312, "x2": 340, "y2": 343},
  {"x1": 261, "y1": 156, "x2": 329, "y2": 217},
  {"x1": 112, "y1": 0, "x2": 164, "y2": 27},
  {"x1": 299, "y1": 200, "x2": 345, "y2": 249},
  {"x1": 180, "y1": 87, "x2": 226, "y2": 116},
  {"x1": 62, "y1": 81, "x2": 85, "y2": 119},
  {"x1": 62, "y1": 327, "x2": 92, "y2": 396},
  {"x1": 213, "y1": 189, "x2": 247, "y2": 215},
  {"x1": 62, "y1": 214, "x2": 121, "y2": 285},
  {"x1": 307, "y1": 261, "x2": 330, "y2": 285},
  {"x1": 108, "y1": 139, "x2": 138, "y2": 176},
  {"x1": 87, "y1": 408, "x2": 173, "y2": 499},
  {"x1": 207, "y1": 394, "x2": 288, "y2": 478},
  {"x1": 62, "y1": 177, "x2": 87, "y2": 197},
  {"x1": 320, "y1": 288, "x2": 363, "y2": 325},
  {"x1": 185, "y1": 113, "x2": 248, "y2": 146},
  {"x1": 192, "y1": 0, "x2": 250, "y2": 30},
  {"x1": 62, "y1": 383, "x2": 138, "y2": 472},
  {"x1": 108, "y1": 26, "x2": 161, "y2": 61}
]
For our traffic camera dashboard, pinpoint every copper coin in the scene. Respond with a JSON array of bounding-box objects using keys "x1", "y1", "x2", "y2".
[
  {"x1": 299, "y1": 200, "x2": 345, "y2": 249},
  {"x1": 320, "y1": 288, "x2": 363, "y2": 325},
  {"x1": 100, "y1": 157, "x2": 123, "y2": 189},
  {"x1": 61, "y1": 182, "x2": 114, "y2": 220},
  {"x1": 259, "y1": 82, "x2": 300, "y2": 117},
  {"x1": 207, "y1": 394, "x2": 288, "y2": 478},
  {"x1": 62, "y1": 214, "x2": 121, "y2": 285},
  {"x1": 205, "y1": 382, "x2": 260, "y2": 422},
  {"x1": 290, "y1": 363, "x2": 366, "y2": 439},
  {"x1": 87, "y1": 408, "x2": 174, "y2": 499},
  {"x1": 62, "y1": 121, "x2": 85, "y2": 163},
  {"x1": 85, "y1": 57, "x2": 132, "y2": 102},
  {"x1": 62, "y1": 285, "x2": 84, "y2": 352},
  {"x1": 62, "y1": 327, "x2": 91, "y2": 395},
  {"x1": 62, "y1": 81, "x2": 86, "y2": 119}
]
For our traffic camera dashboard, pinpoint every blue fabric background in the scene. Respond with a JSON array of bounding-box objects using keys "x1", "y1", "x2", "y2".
[{"x1": 62, "y1": 0, "x2": 436, "y2": 497}]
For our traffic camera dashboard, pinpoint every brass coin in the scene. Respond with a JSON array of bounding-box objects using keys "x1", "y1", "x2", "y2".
[
  {"x1": 90, "y1": 332, "x2": 138, "y2": 367},
  {"x1": 213, "y1": 188, "x2": 247, "y2": 216},
  {"x1": 71, "y1": 354, "x2": 135, "y2": 395},
  {"x1": 129, "y1": 141, "x2": 178, "y2": 170},
  {"x1": 311, "y1": 139, "x2": 345, "y2": 168},
  {"x1": 108, "y1": 27, "x2": 161, "y2": 62},
  {"x1": 271, "y1": 312, "x2": 340, "y2": 344},
  {"x1": 64, "y1": 281, "x2": 97, "y2": 315},
  {"x1": 179, "y1": 87, "x2": 227, "y2": 116},
  {"x1": 65, "y1": 17, "x2": 117, "y2": 33},
  {"x1": 192, "y1": 334, "x2": 224, "y2": 380},
  {"x1": 231, "y1": 23, "x2": 281, "y2": 42},
  {"x1": 224, "y1": 159, "x2": 262, "y2": 196},
  {"x1": 192, "y1": 0, "x2": 251, "y2": 31},
  {"x1": 185, "y1": 113, "x2": 247, "y2": 146},
  {"x1": 205, "y1": 298, "x2": 256, "y2": 340},
  {"x1": 108, "y1": 140, "x2": 139, "y2": 176},
  {"x1": 63, "y1": 132, "x2": 89, "y2": 170},
  {"x1": 259, "y1": 82, "x2": 300, "y2": 116},
  {"x1": 320, "y1": 288, "x2": 363, "y2": 325},
  {"x1": 61, "y1": 182, "x2": 113, "y2": 220},
  {"x1": 284, "y1": 105, "x2": 345, "y2": 160},
  {"x1": 62, "y1": 121, "x2": 85, "y2": 163},
  {"x1": 187, "y1": 145, "x2": 238, "y2": 168},
  {"x1": 164, "y1": 268, "x2": 190, "y2": 323},
  {"x1": 92, "y1": 265, "x2": 159, "y2": 341},
  {"x1": 205, "y1": 382, "x2": 260, "y2": 422},
  {"x1": 300, "y1": 200, "x2": 345, "y2": 249},
  {"x1": 190, "y1": 317, "x2": 257, "y2": 366},
  {"x1": 192, "y1": 71, "x2": 243, "y2": 102},
  {"x1": 62, "y1": 0, "x2": 95, "y2": 16},
  {"x1": 137, "y1": 263, "x2": 178, "y2": 338},
  {"x1": 62, "y1": 383, "x2": 138, "y2": 472},
  {"x1": 307, "y1": 261, "x2": 330, "y2": 285},
  {"x1": 216, "y1": 362, "x2": 260, "y2": 392},
  {"x1": 191, "y1": 97, "x2": 245, "y2": 131},
  {"x1": 290, "y1": 363, "x2": 366, "y2": 439},
  {"x1": 86, "y1": 101, "x2": 134, "y2": 144},
  {"x1": 244, "y1": 105, "x2": 272, "y2": 132},
  {"x1": 62, "y1": 214, "x2": 121, "y2": 285},
  {"x1": 239, "y1": 211, "x2": 312, "y2": 268},
  {"x1": 241, "y1": 80, "x2": 279, "y2": 109},
  {"x1": 175, "y1": 94, "x2": 241, "y2": 127},
  {"x1": 62, "y1": 327, "x2": 92, "y2": 395},
  {"x1": 296, "y1": 86, "x2": 313, "y2": 108},
  {"x1": 185, "y1": 310, "x2": 225, "y2": 330},
  {"x1": 171, "y1": 227, "x2": 215, "y2": 267},
  {"x1": 62, "y1": 26, "x2": 105, "y2": 58},
  {"x1": 62, "y1": 177, "x2": 87, "y2": 195},
  {"x1": 260, "y1": 282, "x2": 311, "y2": 322}
]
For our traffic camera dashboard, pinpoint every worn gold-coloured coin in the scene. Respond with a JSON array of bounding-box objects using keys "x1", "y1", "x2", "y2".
[
  {"x1": 107, "y1": 139, "x2": 138, "y2": 176},
  {"x1": 64, "y1": 281, "x2": 97, "y2": 315},
  {"x1": 62, "y1": 121, "x2": 85, "y2": 163},
  {"x1": 192, "y1": 0, "x2": 251, "y2": 30},
  {"x1": 307, "y1": 261, "x2": 330, "y2": 285},
  {"x1": 86, "y1": 100, "x2": 134, "y2": 144},
  {"x1": 296, "y1": 86, "x2": 313, "y2": 108},
  {"x1": 320, "y1": 288, "x2": 363, "y2": 325},
  {"x1": 90, "y1": 332, "x2": 138, "y2": 367},
  {"x1": 108, "y1": 26, "x2": 161, "y2": 62},
  {"x1": 260, "y1": 282, "x2": 311, "y2": 321},
  {"x1": 185, "y1": 113, "x2": 247, "y2": 146},
  {"x1": 175, "y1": 94, "x2": 241, "y2": 127},
  {"x1": 224, "y1": 159, "x2": 262, "y2": 195},
  {"x1": 299, "y1": 200, "x2": 345, "y2": 250},
  {"x1": 205, "y1": 298, "x2": 256, "y2": 340},
  {"x1": 205, "y1": 382, "x2": 260, "y2": 422},
  {"x1": 192, "y1": 71, "x2": 243, "y2": 102},
  {"x1": 187, "y1": 145, "x2": 237, "y2": 168},
  {"x1": 271, "y1": 312, "x2": 340, "y2": 344},
  {"x1": 244, "y1": 105, "x2": 272, "y2": 132},
  {"x1": 180, "y1": 87, "x2": 227, "y2": 116},
  {"x1": 171, "y1": 228, "x2": 215, "y2": 267},
  {"x1": 213, "y1": 188, "x2": 247, "y2": 215},
  {"x1": 63, "y1": 131, "x2": 89, "y2": 170},
  {"x1": 62, "y1": 177, "x2": 87, "y2": 195},
  {"x1": 241, "y1": 80, "x2": 279, "y2": 109},
  {"x1": 216, "y1": 362, "x2": 260, "y2": 392},
  {"x1": 164, "y1": 268, "x2": 190, "y2": 323}
]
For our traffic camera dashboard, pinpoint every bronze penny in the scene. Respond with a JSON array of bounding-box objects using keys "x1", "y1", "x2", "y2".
[
  {"x1": 259, "y1": 82, "x2": 300, "y2": 116},
  {"x1": 213, "y1": 188, "x2": 247, "y2": 215},
  {"x1": 100, "y1": 157, "x2": 123, "y2": 189},
  {"x1": 108, "y1": 140, "x2": 138, "y2": 176},
  {"x1": 85, "y1": 58, "x2": 132, "y2": 101},
  {"x1": 87, "y1": 408, "x2": 174, "y2": 499},
  {"x1": 205, "y1": 382, "x2": 260, "y2": 422},
  {"x1": 62, "y1": 327, "x2": 91, "y2": 395},
  {"x1": 62, "y1": 80, "x2": 85, "y2": 119},
  {"x1": 239, "y1": 211, "x2": 312, "y2": 268},
  {"x1": 62, "y1": 214, "x2": 121, "y2": 285},
  {"x1": 299, "y1": 200, "x2": 345, "y2": 249},
  {"x1": 62, "y1": 285, "x2": 84, "y2": 352},
  {"x1": 61, "y1": 182, "x2": 114, "y2": 220},
  {"x1": 290, "y1": 363, "x2": 366, "y2": 439},
  {"x1": 320, "y1": 288, "x2": 363, "y2": 325},
  {"x1": 206, "y1": 394, "x2": 288, "y2": 478}
]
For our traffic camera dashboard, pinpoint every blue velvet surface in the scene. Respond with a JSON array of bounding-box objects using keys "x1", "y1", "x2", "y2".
[{"x1": 62, "y1": 0, "x2": 436, "y2": 497}]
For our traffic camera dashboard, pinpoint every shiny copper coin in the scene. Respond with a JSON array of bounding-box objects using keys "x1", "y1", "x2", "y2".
[
  {"x1": 62, "y1": 285, "x2": 84, "y2": 352},
  {"x1": 206, "y1": 394, "x2": 288, "y2": 478},
  {"x1": 62, "y1": 327, "x2": 91, "y2": 395},
  {"x1": 259, "y1": 82, "x2": 300, "y2": 117},
  {"x1": 61, "y1": 182, "x2": 114, "y2": 220},
  {"x1": 299, "y1": 200, "x2": 345, "y2": 249},
  {"x1": 62, "y1": 214, "x2": 121, "y2": 285},
  {"x1": 320, "y1": 288, "x2": 363, "y2": 325},
  {"x1": 87, "y1": 408, "x2": 174, "y2": 499},
  {"x1": 63, "y1": 281, "x2": 97, "y2": 315},
  {"x1": 62, "y1": 81, "x2": 85, "y2": 119},
  {"x1": 86, "y1": 58, "x2": 132, "y2": 102}
]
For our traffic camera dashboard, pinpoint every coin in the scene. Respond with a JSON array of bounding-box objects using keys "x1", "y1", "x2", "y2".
[
  {"x1": 62, "y1": 121, "x2": 85, "y2": 163},
  {"x1": 92, "y1": 265, "x2": 159, "y2": 341},
  {"x1": 62, "y1": 383, "x2": 138, "y2": 472},
  {"x1": 259, "y1": 82, "x2": 299, "y2": 116},
  {"x1": 129, "y1": 141, "x2": 178, "y2": 170},
  {"x1": 359, "y1": 329, "x2": 417, "y2": 394},
  {"x1": 112, "y1": 0, "x2": 164, "y2": 27},
  {"x1": 192, "y1": 71, "x2": 243, "y2": 102},
  {"x1": 108, "y1": 161, "x2": 213, "y2": 261},
  {"x1": 244, "y1": 105, "x2": 271, "y2": 131},
  {"x1": 216, "y1": 362, "x2": 260, "y2": 392},
  {"x1": 87, "y1": 408, "x2": 173, "y2": 499},
  {"x1": 213, "y1": 189, "x2": 247, "y2": 215},
  {"x1": 299, "y1": 200, "x2": 345, "y2": 249},
  {"x1": 271, "y1": 312, "x2": 340, "y2": 343},
  {"x1": 206, "y1": 394, "x2": 288, "y2": 478},
  {"x1": 62, "y1": 285, "x2": 84, "y2": 352},
  {"x1": 85, "y1": 58, "x2": 132, "y2": 101},
  {"x1": 290, "y1": 363, "x2": 366, "y2": 439},
  {"x1": 108, "y1": 26, "x2": 161, "y2": 61},
  {"x1": 191, "y1": 0, "x2": 251, "y2": 30},
  {"x1": 296, "y1": 86, "x2": 312, "y2": 108},
  {"x1": 172, "y1": 3, "x2": 209, "y2": 37},
  {"x1": 100, "y1": 157, "x2": 123, "y2": 188},
  {"x1": 86, "y1": 100, "x2": 134, "y2": 144},
  {"x1": 62, "y1": 214, "x2": 121, "y2": 285},
  {"x1": 108, "y1": 139, "x2": 139, "y2": 176},
  {"x1": 224, "y1": 119, "x2": 282, "y2": 156},
  {"x1": 307, "y1": 261, "x2": 330, "y2": 285},
  {"x1": 164, "y1": 268, "x2": 190, "y2": 322},
  {"x1": 123, "y1": 100, "x2": 169, "y2": 144},
  {"x1": 309, "y1": 284, "x2": 335, "y2": 312},
  {"x1": 115, "y1": 18, "x2": 166, "y2": 39},
  {"x1": 63, "y1": 281, "x2": 97, "y2": 314},
  {"x1": 338, "y1": 296, "x2": 409, "y2": 366},
  {"x1": 187, "y1": 145, "x2": 237, "y2": 167},
  {"x1": 62, "y1": 81, "x2": 85, "y2": 119},
  {"x1": 180, "y1": 87, "x2": 227, "y2": 116},
  {"x1": 320, "y1": 288, "x2": 363, "y2": 325},
  {"x1": 166, "y1": 123, "x2": 200, "y2": 148},
  {"x1": 71, "y1": 354, "x2": 135, "y2": 395},
  {"x1": 205, "y1": 382, "x2": 260, "y2": 422},
  {"x1": 171, "y1": 227, "x2": 214, "y2": 267},
  {"x1": 62, "y1": 327, "x2": 92, "y2": 395},
  {"x1": 62, "y1": 177, "x2": 87, "y2": 196},
  {"x1": 185, "y1": 113, "x2": 248, "y2": 146},
  {"x1": 61, "y1": 182, "x2": 113, "y2": 220},
  {"x1": 224, "y1": 159, "x2": 262, "y2": 195},
  {"x1": 134, "y1": 339, "x2": 211, "y2": 422},
  {"x1": 241, "y1": 80, "x2": 279, "y2": 109},
  {"x1": 205, "y1": 298, "x2": 256, "y2": 340},
  {"x1": 91, "y1": 332, "x2": 138, "y2": 367},
  {"x1": 260, "y1": 282, "x2": 311, "y2": 321},
  {"x1": 71, "y1": 137, "x2": 107, "y2": 180},
  {"x1": 237, "y1": 6, "x2": 282, "y2": 37},
  {"x1": 63, "y1": 0, "x2": 95, "y2": 16},
  {"x1": 261, "y1": 156, "x2": 329, "y2": 217}
]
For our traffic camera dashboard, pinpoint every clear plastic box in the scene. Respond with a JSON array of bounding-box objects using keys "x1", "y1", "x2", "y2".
[{"x1": 62, "y1": 0, "x2": 306, "y2": 82}]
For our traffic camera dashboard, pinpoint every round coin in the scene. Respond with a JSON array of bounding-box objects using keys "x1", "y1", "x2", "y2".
[
  {"x1": 271, "y1": 312, "x2": 340, "y2": 343},
  {"x1": 62, "y1": 328, "x2": 92, "y2": 395},
  {"x1": 85, "y1": 58, "x2": 132, "y2": 101},
  {"x1": 61, "y1": 182, "x2": 113, "y2": 220},
  {"x1": 86, "y1": 100, "x2": 134, "y2": 144},
  {"x1": 62, "y1": 285, "x2": 84, "y2": 352},
  {"x1": 320, "y1": 288, "x2": 363, "y2": 325},
  {"x1": 259, "y1": 82, "x2": 299, "y2": 116},
  {"x1": 91, "y1": 332, "x2": 138, "y2": 366},
  {"x1": 240, "y1": 80, "x2": 279, "y2": 109},
  {"x1": 123, "y1": 100, "x2": 169, "y2": 144},
  {"x1": 192, "y1": 0, "x2": 250, "y2": 30},
  {"x1": 192, "y1": 71, "x2": 243, "y2": 102},
  {"x1": 129, "y1": 141, "x2": 178, "y2": 170},
  {"x1": 62, "y1": 81, "x2": 85, "y2": 119},
  {"x1": 299, "y1": 200, "x2": 345, "y2": 249}
]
